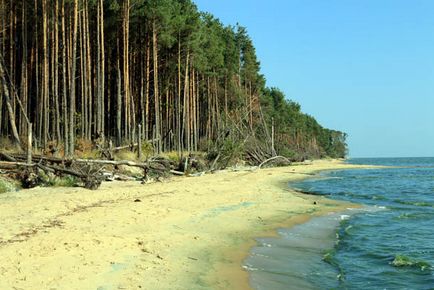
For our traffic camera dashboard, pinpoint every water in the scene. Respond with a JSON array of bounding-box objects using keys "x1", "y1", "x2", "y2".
[{"x1": 245, "y1": 157, "x2": 434, "y2": 289}]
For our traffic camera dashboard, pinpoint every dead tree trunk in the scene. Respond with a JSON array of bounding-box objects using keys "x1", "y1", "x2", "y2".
[{"x1": 0, "y1": 54, "x2": 22, "y2": 151}]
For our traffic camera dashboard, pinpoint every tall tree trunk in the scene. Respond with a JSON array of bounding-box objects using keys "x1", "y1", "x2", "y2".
[
  {"x1": 79, "y1": 9, "x2": 85, "y2": 138},
  {"x1": 123, "y1": 0, "x2": 130, "y2": 141},
  {"x1": 249, "y1": 81, "x2": 253, "y2": 130},
  {"x1": 61, "y1": 0, "x2": 69, "y2": 155},
  {"x1": 145, "y1": 37, "x2": 150, "y2": 140},
  {"x1": 224, "y1": 77, "x2": 228, "y2": 119},
  {"x1": 177, "y1": 35, "x2": 181, "y2": 153},
  {"x1": 53, "y1": 0, "x2": 61, "y2": 142},
  {"x1": 182, "y1": 51, "x2": 190, "y2": 152},
  {"x1": 9, "y1": 1, "x2": 15, "y2": 129},
  {"x1": 42, "y1": 0, "x2": 49, "y2": 147},
  {"x1": 99, "y1": 0, "x2": 105, "y2": 136},
  {"x1": 152, "y1": 20, "x2": 161, "y2": 153},
  {"x1": 85, "y1": 2, "x2": 92, "y2": 139},
  {"x1": 192, "y1": 69, "x2": 198, "y2": 151},
  {"x1": 206, "y1": 76, "x2": 211, "y2": 140},
  {"x1": 140, "y1": 42, "x2": 145, "y2": 141},
  {"x1": 35, "y1": 0, "x2": 42, "y2": 146},
  {"x1": 69, "y1": 0, "x2": 79, "y2": 156},
  {"x1": 20, "y1": 1, "x2": 29, "y2": 135},
  {"x1": 116, "y1": 38, "x2": 122, "y2": 145},
  {"x1": 96, "y1": 0, "x2": 101, "y2": 134},
  {"x1": 214, "y1": 76, "x2": 220, "y2": 136},
  {"x1": 81, "y1": 3, "x2": 88, "y2": 139}
]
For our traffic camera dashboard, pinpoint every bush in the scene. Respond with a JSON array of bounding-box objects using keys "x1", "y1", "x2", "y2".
[
  {"x1": 140, "y1": 142, "x2": 154, "y2": 159},
  {"x1": 114, "y1": 142, "x2": 154, "y2": 162},
  {"x1": 75, "y1": 138, "x2": 100, "y2": 159},
  {"x1": 0, "y1": 137, "x2": 14, "y2": 151},
  {"x1": 207, "y1": 139, "x2": 244, "y2": 169},
  {"x1": 115, "y1": 150, "x2": 138, "y2": 161},
  {"x1": 51, "y1": 176, "x2": 78, "y2": 187},
  {"x1": 278, "y1": 147, "x2": 296, "y2": 159},
  {"x1": 33, "y1": 171, "x2": 78, "y2": 188},
  {"x1": 198, "y1": 137, "x2": 211, "y2": 152},
  {"x1": 0, "y1": 177, "x2": 17, "y2": 193},
  {"x1": 162, "y1": 151, "x2": 182, "y2": 164}
]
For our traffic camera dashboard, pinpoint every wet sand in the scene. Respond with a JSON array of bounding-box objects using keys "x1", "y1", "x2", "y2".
[{"x1": 0, "y1": 159, "x2": 375, "y2": 289}]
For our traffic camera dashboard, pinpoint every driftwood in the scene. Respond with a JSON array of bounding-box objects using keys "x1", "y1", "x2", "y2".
[
  {"x1": 0, "y1": 161, "x2": 36, "y2": 169},
  {"x1": 170, "y1": 170, "x2": 185, "y2": 176},
  {"x1": 112, "y1": 138, "x2": 159, "y2": 152},
  {"x1": 75, "y1": 159, "x2": 148, "y2": 168},
  {"x1": 210, "y1": 153, "x2": 220, "y2": 171},
  {"x1": 0, "y1": 161, "x2": 103, "y2": 190},
  {"x1": 113, "y1": 143, "x2": 139, "y2": 151},
  {"x1": 258, "y1": 156, "x2": 291, "y2": 169},
  {"x1": 5, "y1": 153, "x2": 157, "y2": 169},
  {"x1": 0, "y1": 153, "x2": 174, "y2": 190}
]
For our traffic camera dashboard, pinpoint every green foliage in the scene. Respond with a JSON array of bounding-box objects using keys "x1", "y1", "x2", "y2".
[
  {"x1": 116, "y1": 0, "x2": 347, "y2": 161},
  {"x1": 72, "y1": 0, "x2": 349, "y2": 160},
  {"x1": 162, "y1": 151, "x2": 183, "y2": 164},
  {"x1": 141, "y1": 142, "x2": 154, "y2": 159},
  {"x1": 0, "y1": 177, "x2": 17, "y2": 194},
  {"x1": 115, "y1": 150, "x2": 139, "y2": 161},
  {"x1": 51, "y1": 176, "x2": 79, "y2": 188},
  {"x1": 260, "y1": 87, "x2": 348, "y2": 160},
  {"x1": 37, "y1": 171, "x2": 78, "y2": 188},
  {"x1": 208, "y1": 138, "x2": 244, "y2": 168},
  {"x1": 1, "y1": 0, "x2": 347, "y2": 164},
  {"x1": 113, "y1": 142, "x2": 154, "y2": 162},
  {"x1": 278, "y1": 147, "x2": 297, "y2": 159}
]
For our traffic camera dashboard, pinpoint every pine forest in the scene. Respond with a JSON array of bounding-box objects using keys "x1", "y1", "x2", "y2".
[{"x1": 0, "y1": 0, "x2": 347, "y2": 169}]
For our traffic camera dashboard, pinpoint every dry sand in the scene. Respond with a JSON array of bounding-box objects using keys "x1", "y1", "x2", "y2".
[{"x1": 0, "y1": 159, "x2": 375, "y2": 290}]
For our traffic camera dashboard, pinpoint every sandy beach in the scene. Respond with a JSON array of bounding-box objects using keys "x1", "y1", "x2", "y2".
[{"x1": 0, "y1": 159, "x2": 374, "y2": 290}]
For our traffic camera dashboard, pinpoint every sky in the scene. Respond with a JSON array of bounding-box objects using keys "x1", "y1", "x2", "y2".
[{"x1": 194, "y1": 0, "x2": 434, "y2": 158}]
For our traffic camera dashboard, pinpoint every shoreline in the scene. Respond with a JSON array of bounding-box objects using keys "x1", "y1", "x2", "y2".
[
  {"x1": 244, "y1": 210, "x2": 359, "y2": 290},
  {"x1": 0, "y1": 159, "x2": 377, "y2": 289}
]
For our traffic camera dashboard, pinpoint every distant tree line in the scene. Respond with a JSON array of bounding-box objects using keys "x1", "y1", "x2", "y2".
[{"x1": 0, "y1": 0, "x2": 347, "y2": 160}]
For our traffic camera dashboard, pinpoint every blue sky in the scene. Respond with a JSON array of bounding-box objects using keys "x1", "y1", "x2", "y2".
[{"x1": 194, "y1": 0, "x2": 434, "y2": 157}]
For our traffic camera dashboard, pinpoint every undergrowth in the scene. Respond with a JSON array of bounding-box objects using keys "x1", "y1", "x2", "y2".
[{"x1": 0, "y1": 177, "x2": 18, "y2": 193}]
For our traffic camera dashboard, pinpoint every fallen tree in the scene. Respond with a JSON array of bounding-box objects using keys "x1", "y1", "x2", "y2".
[
  {"x1": 258, "y1": 156, "x2": 291, "y2": 169},
  {"x1": 0, "y1": 154, "x2": 174, "y2": 190}
]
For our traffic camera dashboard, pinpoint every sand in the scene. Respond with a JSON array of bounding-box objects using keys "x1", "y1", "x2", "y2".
[{"x1": 0, "y1": 159, "x2": 375, "y2": 290}]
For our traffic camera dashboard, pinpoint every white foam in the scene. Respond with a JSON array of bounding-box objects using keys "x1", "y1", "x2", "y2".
[
  {"x1": 340, "y1": 214, "x2": 350, "y2": 220},
  {"x1": 242, "y1": 264, "x2": 259, "y2": 271}
]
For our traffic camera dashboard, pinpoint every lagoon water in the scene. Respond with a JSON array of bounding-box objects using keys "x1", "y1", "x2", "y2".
[{"x1": 245, "y1": 158, "x2": 434, "y2": 289}]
